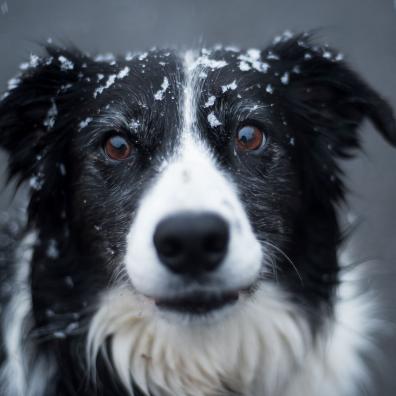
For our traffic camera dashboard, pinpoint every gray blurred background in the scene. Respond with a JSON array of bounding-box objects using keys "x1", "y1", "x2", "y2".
[{"x1": 0, "y1": 0, "x2": 395, "y2": 394}]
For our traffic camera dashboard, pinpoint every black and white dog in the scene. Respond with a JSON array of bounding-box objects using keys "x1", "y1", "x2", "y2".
[{"x1": 0, "y1": 31, "x2": 395, "y2": 396}]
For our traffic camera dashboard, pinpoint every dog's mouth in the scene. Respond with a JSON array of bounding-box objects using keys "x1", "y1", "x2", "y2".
[{"x1": 155, "y1": 291, "x2": 240, "y2": 315}]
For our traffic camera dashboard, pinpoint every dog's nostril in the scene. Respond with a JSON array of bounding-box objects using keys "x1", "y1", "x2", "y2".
[
  {"x1": 159, "y1": 237, "x2": 183, "y2": 258},
  {"x1": 153, "y1": 212, "x2": 229, "y2": 275},
  {"x1": 203, "y1": 232, "x2": 228, "y2": 254}
]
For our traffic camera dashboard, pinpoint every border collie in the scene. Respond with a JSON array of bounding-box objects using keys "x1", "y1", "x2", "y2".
[{"x1": 0, "y1": 31, "x2": 395, "y2": 396}]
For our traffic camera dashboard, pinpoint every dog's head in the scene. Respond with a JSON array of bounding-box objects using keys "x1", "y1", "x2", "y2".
[{"x1": 1, "y1": 32, "x2": 395, "y2": 394}]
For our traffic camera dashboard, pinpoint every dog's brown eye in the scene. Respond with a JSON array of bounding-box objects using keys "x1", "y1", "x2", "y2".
[
  {"x1": 236, "y1": 126, "x2": 266, "y2": 152},
  {"x1": 104, "y1": 135, "x2": 132, "y2": 160}
]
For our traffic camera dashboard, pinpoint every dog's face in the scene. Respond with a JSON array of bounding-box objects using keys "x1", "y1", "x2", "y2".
[
  {"x1": 1, "y1": 33, "x2": 395, "y2": 395},
  {"x1": 61, "y1": 46, "x2": 296, "y2": 320},
  {"x1": 63, "y1": 39, "x2": 396, "y2": 322},
  {"x1": 57, "y1": 44, "x2": 322, "y2": 321}
]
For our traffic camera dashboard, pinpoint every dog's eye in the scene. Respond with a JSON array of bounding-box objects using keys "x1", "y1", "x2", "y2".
[
  {"x1": 236, "y1": 126, "x2": 266, "y2": 152},
  {"x1": 104, "y1": 135, "x2": 133, "y2": 161}
]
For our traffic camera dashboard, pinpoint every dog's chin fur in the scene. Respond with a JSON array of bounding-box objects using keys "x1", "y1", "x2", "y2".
[{"x1": 87, "y1": 263, "x2": 378, "y2": 396}]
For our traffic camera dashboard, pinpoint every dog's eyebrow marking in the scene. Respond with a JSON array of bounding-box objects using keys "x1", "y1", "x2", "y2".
[{"x1": 181, "y1": 50, "x2": 199, "y2": 138}]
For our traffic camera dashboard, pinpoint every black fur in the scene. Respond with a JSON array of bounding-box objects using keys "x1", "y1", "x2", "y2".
[{"x1": 0, "y1": 33, "x2": 395, "y2": 395}]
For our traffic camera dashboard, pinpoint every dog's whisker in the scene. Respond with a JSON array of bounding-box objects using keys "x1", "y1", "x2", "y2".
[{"x1": 261, "y1": 240, "x2": 304, "y2": 285}]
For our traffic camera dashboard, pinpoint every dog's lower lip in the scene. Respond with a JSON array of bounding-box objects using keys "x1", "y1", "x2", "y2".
[{"x1": 155, "y1": 291, "x2": 240, "y2": 314}]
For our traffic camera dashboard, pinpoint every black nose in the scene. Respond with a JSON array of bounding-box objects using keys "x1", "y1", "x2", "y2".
[{"x1": 153, "y1": 212, "x2": 229, "y2": 276}]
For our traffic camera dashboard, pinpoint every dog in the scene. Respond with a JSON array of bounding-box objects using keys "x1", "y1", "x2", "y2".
[{"x1": 0, "y1": 31, "x2": 395, "y2": 396}]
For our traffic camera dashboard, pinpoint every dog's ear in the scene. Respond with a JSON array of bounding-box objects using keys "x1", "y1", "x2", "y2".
[
  {"x1": 271, "y1": 33, "x2": 396, "y2": 156},
  {"x1": 265, "y1": 33, "x2": 396, "y2": 203},
  {"x1": 0, "y1": 46, "x2": 89, "y2": 227},
  {"x1": 0, "y1": 47, "x2": 83, "y2": 182}
]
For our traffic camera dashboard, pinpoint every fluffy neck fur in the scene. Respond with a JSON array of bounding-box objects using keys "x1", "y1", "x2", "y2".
[{"x1": 87, "y1": 265, "x2": 378, "y2": 396}]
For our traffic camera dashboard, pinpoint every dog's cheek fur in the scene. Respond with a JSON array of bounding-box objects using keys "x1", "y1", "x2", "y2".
[
  {"x1": 244, "y1": 35, "x2": 396, "y2": 318},
  {"x1": 0, "y1": 49, "x2": 140, "y2": 394}
]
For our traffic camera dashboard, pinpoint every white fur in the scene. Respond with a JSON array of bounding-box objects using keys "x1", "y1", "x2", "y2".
[
  {"x1": 0, "y1": 232, "x2": 55, "y2": 396},
  {"x1": 88, "y1": 283, "x2": 308, "y2": 396},
  {"x1": 87, "y1": 261, "x2": 378, "y2": 396},
  {"x1": 283, "y1": 262, "x2": 380, "y2": 396},
  {"x1": 0, "y1": 233, "x2": 34, "y2": 395}
]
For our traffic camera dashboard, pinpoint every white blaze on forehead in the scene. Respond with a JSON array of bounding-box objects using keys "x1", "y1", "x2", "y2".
[
  {"x1": 182, "y1": 49, "x2": 238, "y2": 135},
  {"x1": 182, "y1": 50, "x2": 200, "y2": 135},
  {"x1": 181, "y1": 50, "x2": 227, "y2": 134}
]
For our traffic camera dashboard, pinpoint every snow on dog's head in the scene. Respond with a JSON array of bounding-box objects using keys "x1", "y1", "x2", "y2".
[{"x1": 0, "y1": 32, "x2": 395, "y2": 396}]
